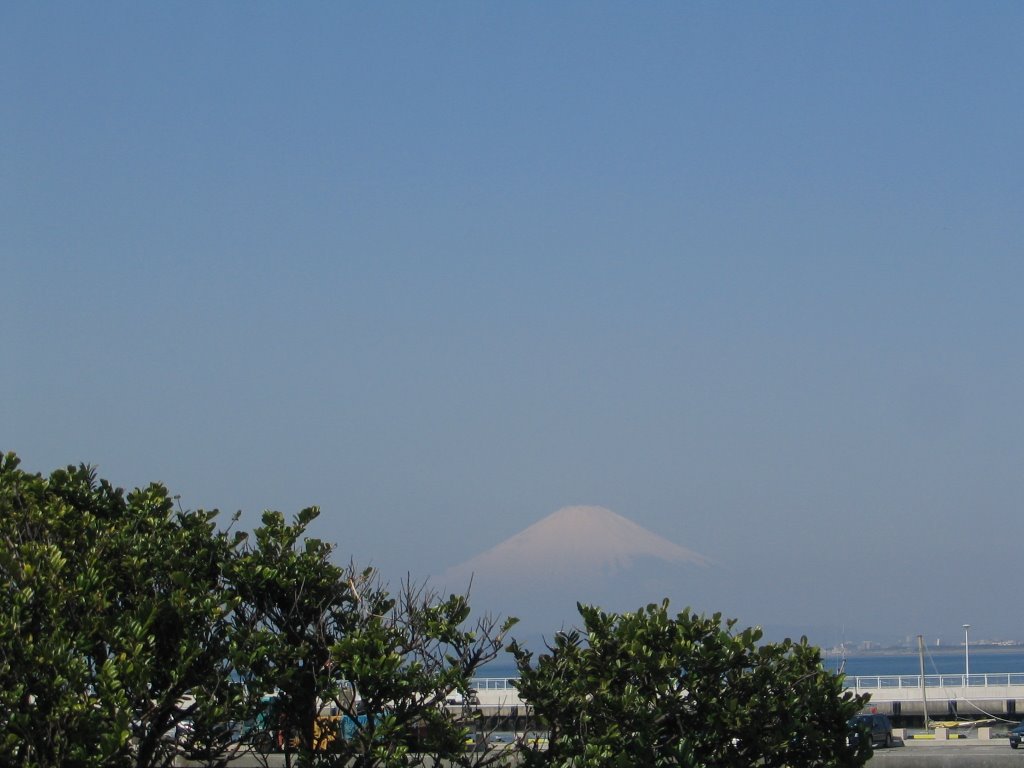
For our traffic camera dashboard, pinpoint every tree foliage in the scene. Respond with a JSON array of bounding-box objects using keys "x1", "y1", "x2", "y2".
[
  {"x1": 229, "y1": 507, "x2": 358, "y2": 764},
  {"x1": 230, "y1": 508, "x2": 516, "y2": 768},
  {"x1": 0, "y1": 452, "x2": 244, "y2": 768},
  {"x1": 0, "y1": 452, "x2": 513, "y2": 768},
  {"x1": 326, "y1": 577, "x2": 516, "y2": 768},
  {"x1": 509, "y1": 601, "x2": 870, "y2": 768}
]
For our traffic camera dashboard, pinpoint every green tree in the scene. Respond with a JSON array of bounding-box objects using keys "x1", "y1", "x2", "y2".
[
  {"x1": 0, "y1": 453, "x2": 244, "y2": 768},
  {"x1": 229, "y1": 507, "x2": 359, "y2": 766},
  {"x1": 230, "y1": 507, "x2": 516, "y2": 768},
  {"x1": 329, "y1": 577, "x2": 516, "y2": 768},
  {"x1": 1, "y1": 453, "x2": 514, "y2": 768},
  {"x1": 0, "y1": 454, "x2": 110, "y2": 767},
  {"x1": 509, "y1": 601, "x2": 869, "y2": 768}
]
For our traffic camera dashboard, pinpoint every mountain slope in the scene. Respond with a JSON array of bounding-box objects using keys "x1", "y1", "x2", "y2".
[
  {"x1": 440, "y1": 505, "x2": 710, "y2": 585},
  {"x1": 436, "y1": 505, "x2": 713, "y2": 640}
]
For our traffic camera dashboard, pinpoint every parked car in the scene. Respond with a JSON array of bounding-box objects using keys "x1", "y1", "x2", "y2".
[
  {"x1": 848, "y1": 713, "x2": 894, "y2": 748},
  {"x1": 1008, "y1": 723, "x2": 1024, "y2": 748}
]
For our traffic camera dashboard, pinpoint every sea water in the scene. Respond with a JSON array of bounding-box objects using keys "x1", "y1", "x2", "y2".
[{"x1": 838, "y1": 648, "x2": 1024, "y2": 678}]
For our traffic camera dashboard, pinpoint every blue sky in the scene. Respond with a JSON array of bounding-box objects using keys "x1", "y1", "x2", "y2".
[{"x1": 3, "y1": 2, "x2": 1023, "y2": 645}]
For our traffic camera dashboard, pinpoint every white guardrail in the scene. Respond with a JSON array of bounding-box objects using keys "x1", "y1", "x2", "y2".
[
  {"x1": 834, "y1": 673, "x2": 1024, "y2": 691},
  {"x1": 471, "y1": 674, "x2": 1024, "y2": 693},
  {"x1": 471, "y1": 677, "x2": 519, "y2": 691}
]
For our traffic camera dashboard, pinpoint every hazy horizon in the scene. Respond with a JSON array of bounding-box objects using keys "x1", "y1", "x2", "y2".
[{"x1": 5, "y1": 3, "x2": 1023, "y2": 651}]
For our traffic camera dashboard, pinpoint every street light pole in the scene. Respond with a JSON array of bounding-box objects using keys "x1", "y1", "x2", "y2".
[{"x1": 963, "y1": 624, "x2": 971, "y2": 682}]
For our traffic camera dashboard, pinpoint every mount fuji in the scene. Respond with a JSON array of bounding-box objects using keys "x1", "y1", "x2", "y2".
[{"x1": 436, "y1": 506, "x2": 713, "y2": 639}]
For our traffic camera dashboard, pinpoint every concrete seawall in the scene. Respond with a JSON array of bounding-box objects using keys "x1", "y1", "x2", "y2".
[{"x1": 843, "y1": 673, "x2": 1024, "y2": 725}]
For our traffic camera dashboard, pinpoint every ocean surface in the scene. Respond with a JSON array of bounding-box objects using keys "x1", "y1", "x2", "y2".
[
  {"x1": 475, "y1": 648, "x2": 1024, "y2": 682},
  {"x1": 837, "y1": 648, "x2": 1024, "y2": 678}
]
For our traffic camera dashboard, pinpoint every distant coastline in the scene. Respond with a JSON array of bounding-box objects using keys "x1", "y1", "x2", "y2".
[{"x1": 827, "y1": 643, "x2": 1024, "y2": 657}]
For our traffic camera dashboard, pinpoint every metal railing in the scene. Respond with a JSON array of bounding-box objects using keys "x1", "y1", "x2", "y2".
[
  {"x1": 471, "y1": 677, "x2": 519, "y2": 691},
  {"x1": 473, "y1": 673, "x2": 1024, "y2": 693},
  {"x1": 844, "y1": 673, "x2": 1024, "y2": 690}
]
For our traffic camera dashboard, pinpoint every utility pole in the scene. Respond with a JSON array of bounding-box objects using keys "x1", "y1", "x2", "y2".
[
  {"x1": 918, "y1": 635, "x2": 929, "y2": 730},
  {"x1": 963, "y1": 624, "x2": 971, "y2": 682}
]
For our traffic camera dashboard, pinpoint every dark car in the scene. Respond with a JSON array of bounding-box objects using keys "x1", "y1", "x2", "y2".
[
  {"x1": 1009, "y1": 723, "x2": 1024, "y2": 748},
  {"x1": 848, "y1": 713, "x2": 894, "y2": 748}
]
